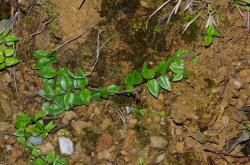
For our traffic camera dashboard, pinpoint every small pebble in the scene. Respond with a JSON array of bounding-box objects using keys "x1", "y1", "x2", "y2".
[
  {"x1": 58, "y1": 137, "x2": 74, "y2": 155},
  {"x1": 232, "y1": 79, "x2": 242, "y2": 90},
  {"x1": 5, "y1": 144, "x2": 12, "y2": 151},
  {"x1": 150, "y1": 136, "x2": 168, "y2": 149},
  {"x1": 28, "y1": 135, "x2": 43, "y2": 145},
  {"x1": 125, "y1": 106, "x2": 133, "y2": 114}
]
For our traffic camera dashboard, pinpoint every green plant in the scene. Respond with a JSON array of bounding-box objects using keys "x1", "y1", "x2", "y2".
[
  {"x1": 14, "y1": 48, "x2": 195, "y2": 164},
  {"x1": 15, "y1": 113, "x2": 67, "y2": 165},
  {"x1": 204, "y1": 24, "x2": 221, "y2": 47},
  {"x1": 138, "y1": 156, "x2": 147, "y2": 165},
  {"x1": 204, "y1": 5, "x2": 221, "y2": 47},
  {"x1": 125, "y1": 49, "x2": 194, "y2": 98},
  {"x1": 0, "y1": 28, "x2": 20, "y2": 70}
]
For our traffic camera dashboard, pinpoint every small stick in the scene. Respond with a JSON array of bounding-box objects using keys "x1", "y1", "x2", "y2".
[
  {"x1": 145, "y1": 0, "x2": 172, "y2": 29},
  {"x1": 29, "y1": 18, "x2": 54, "y2": 38},
  {"x1": 182, "y1": 11, "x2": 201, "y2": 33},
  {"x1": 90, "y1": 30, "x2": 112, "y2": 73},
  {"x1": 50, "y1": 29, "x2": 90, "y2": 53}
]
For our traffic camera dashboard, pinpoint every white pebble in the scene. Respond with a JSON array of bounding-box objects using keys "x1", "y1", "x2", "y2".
[{"x1": 58, "y1": 137, "x2": 74, "y2": 155}]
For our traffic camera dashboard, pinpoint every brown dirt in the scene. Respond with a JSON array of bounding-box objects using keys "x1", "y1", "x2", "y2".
[{"x1": 0, "y1": 0, "x2": 250, "y2": 164}]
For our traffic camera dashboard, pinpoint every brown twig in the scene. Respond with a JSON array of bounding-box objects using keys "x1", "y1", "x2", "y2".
[
  {"x1": 90, "y1": 29, "x2": 112, "y2": 74},
  {"x1": 29, "y1": 18, "x2": 54, "y2": 38},
  {"x1": 50, "y1": 29, "x2": 91, "y2": 53}
]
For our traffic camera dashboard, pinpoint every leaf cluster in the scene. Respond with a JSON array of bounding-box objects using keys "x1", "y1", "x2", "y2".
[
  {"x1": 124, "y1": 49, "x2": 193, "y2": 98},
  {"x1": 33, "y1": 50, "x2": 121, "y2": 115},
  {"x1": 0, "y1": 28, "x2": 19, "y2": 70}
]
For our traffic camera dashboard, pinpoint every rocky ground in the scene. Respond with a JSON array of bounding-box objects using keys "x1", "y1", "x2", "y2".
[{"x1": 0, "y1": 0, "x2": 250, "y2": 164}]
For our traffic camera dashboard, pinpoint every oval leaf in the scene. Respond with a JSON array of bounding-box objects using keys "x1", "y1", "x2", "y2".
[
  {"x1": 158, "y1": 75, "x2": 171, "y2": 91},
  {"x1": 4, "y1": 48, "x2": 14, "y2": 57},
  {"x1": 147, "y1": 79, "x2": 160, "y2": 98},
  {"x1": 5, "y1": 57, "x2": 20, "y2": 66},
  {"x1": 107, "y1": 85, "x2": 120, "y2": 95},
  {"x1": 38, "y1": 66, "x2": 57, "y2": 78},
  {"x1": 80, "y1": 89, "x2": 91, "y2": 105},
  {"x1": 142, "y1": 62, "x2": 156, "y2": 79}
]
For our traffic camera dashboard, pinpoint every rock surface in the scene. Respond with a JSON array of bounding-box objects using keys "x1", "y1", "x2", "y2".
[{"x1": 58, "y1": 137, "x2": 74, "y2": 155}]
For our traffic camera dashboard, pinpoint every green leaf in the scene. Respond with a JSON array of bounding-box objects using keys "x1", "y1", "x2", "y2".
[
  {"x1": 4, "y1": 35, "x2": 18, "y2": 42},
  {"x1": 0, "y1": 63, "x2": 6, "y2": 70},
  {"x1": 125, "y1": 70, "x2": 143, "y2": 85},
  {"x1": 4, "y1": 48, "x2": 14, "y2": 57},
  {"x1": 0, "y1": 53, "x2": 5, "y2": 63},
  {"x1": 17, "y1": 136, "x2": 26, "y2": 144},
  {"x1": 175, "y1": 49, "x2": 191, "y2": 57},
  {"x1": 60, "y1": 73, "x2": 74, "y2": 91},
  {"x1": 142, "y1": 62, "x2": 156, "y2": 79},
  {"x1": 69, "y1": 92, "x2": 83, "y2": 105},
  {"x1": 173, "y1": 74, "x2": 184, "y2": 81},
  {"x1": 5, "y1": 57, "x2": 19, "y2": 66},
  {"x1": 90, "y1": 91, "x2": 101, "y2": 100},
  {"x1": 64, "y1": 92, "x2": 71, "y2": 110},
  {"x1": 126, "y1": 85, "x2": 134, "y2": 93},
  {"x1": 147, "y1": 79, "x2": 160, "y2": 98},
  {"x1": 43, "y1": 103, "x2": 65, "y2": 115},
  {"x1": 0, "y1": 28, "x2": 10, "y2": 38},
  {"x1": 53, "y1": 157, "x2": 68, "y2": 165},
  {"x1": 38, "y1": 66, "x2": 57, "y2": 78},
  {"x1": 207, "y1": 24, "x2": 216, "y2": 36},
  {"x1": 55, "y1": 96, "x2": 65, "y2": 108},
  {"x1": 32, "y1": 158, "x2": 47, "y2": 165},
  {"x1": 80, "y1": 89, "x2": 91, "y2": 105},
  {"x1": 107, "y1": 85, "x2": 120, "y2": 95},
  {"x1": 77, "y1": 78, "x2": 88, "y2": 89},
  {"x1": 204, "y1": 35, "x2": 213, "y2": 47},
  {"x1": 158, "y1": 75, "x2": 171, "y2": 91},
  {"x1": 213, "y1": 30, "x2": 221, "y2": 37},
  {"x1": 68, "y1": 69, "x2": 86, "y2": 79},
  {"x1": 46, "y1": 151, "x2": 56, "y2": 163},
  {"x1": 170, "y1": 62, "x2": 184, "y2": 74},
  {"x1": 35, "y1": 58, "x2": 53, "y2": 69},
  {"x1": 44, "y1": 121, "x2": 55, "y2": 132},
  {"x1": 100, "y1": 88, "x2": 109, "y2": 99},
  {"x1": 44, "y1": 84, "x2": 56, "y2": 98},
  {"x1": 32, "y1": 148, "x2": 41, "y2": 158},
  {"x1": 33, "y1": 50, "x2": 50, "y2": 59},
  {"x1": 16, "y1": 114, "x2": 31, "y2": 129},
  {"x1": 156, "y1": 61, "x2": 169, "y2": 75},
  {"x1": 34, "y1": 111, "x2": 46, "y2": 121}
]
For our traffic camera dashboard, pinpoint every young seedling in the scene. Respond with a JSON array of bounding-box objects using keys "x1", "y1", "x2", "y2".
[{"x1": 204, "y1": 4, "x2": 221, "y2": 47}]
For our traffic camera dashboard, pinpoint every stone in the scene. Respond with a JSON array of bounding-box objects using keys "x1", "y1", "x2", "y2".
[
  {"x1": 37, "y1": 142, "x2": 54, "y2": 154},
  {"x1": 5, "y1": 144, "x2": 12, "y2": 151},
  {"x1": 28, "y1": 135, "x2": 43, "y2": 145},
  {"x1": 155, "y1": 153, "x2": 165, "y2": 163},
  {"x1": 58, "y1": 137, "x2": 74, "y2": 155},
  {"x1": 150, "y1": 136, "x2": 168, "y2": 149},
  {"x1": 231, "y1": 79, "x2": 242, "y2": 90}
]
